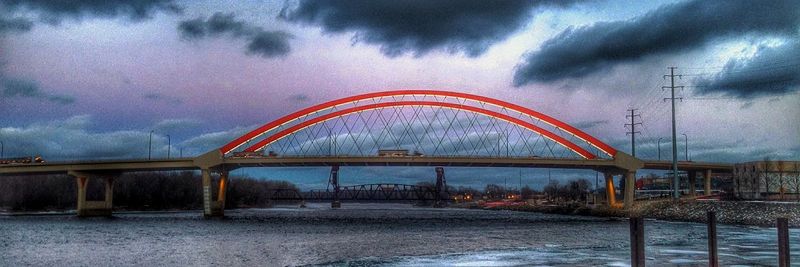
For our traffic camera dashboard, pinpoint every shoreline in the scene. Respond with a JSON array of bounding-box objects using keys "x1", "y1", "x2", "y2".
[
  {"x1": 482, "y1": 199, "x2": 800, "y2": 227},
  {"x1": 4, "y1": 200, "x2": 799, "y2": 228}
]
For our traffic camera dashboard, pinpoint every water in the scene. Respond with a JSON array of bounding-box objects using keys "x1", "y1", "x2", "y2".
[{"x1": 0, "y1": 203, "x2": 797, "y2": 266}]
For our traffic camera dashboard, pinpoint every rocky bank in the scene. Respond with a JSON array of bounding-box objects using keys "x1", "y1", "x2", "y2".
[{"x1": 485, "y1": 200, "x2": 800, "y2": 227}]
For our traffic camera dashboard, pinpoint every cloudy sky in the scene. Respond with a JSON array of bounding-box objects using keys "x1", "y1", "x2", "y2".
[{"x1": 1, "y1": 0, "x2": 798, "y2": 189}]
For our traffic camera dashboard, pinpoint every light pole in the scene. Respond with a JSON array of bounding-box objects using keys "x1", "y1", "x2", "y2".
[
  {"x1": 166, "y1": 134, "x2": 171, "y2": 159},
  {"x1": 682, "y1": 133, "x2": 688, "y2": 161},
  {"x1": 657, "y1": 138, "x2": 663, "y2": 161},
  {"x1": 148, "y1": 130, "x2": 154, "y2": 160},
  {"x1": 1, "y1": 141, "x2": 4, "y2": 158},
  {"x1": 179, "y1": 147, "x2": 183, "y2": 158}
]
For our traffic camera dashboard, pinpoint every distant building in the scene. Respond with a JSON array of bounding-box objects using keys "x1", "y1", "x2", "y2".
[{"x1": 733, "y1": 161, "x2": 800, "y2": 200}]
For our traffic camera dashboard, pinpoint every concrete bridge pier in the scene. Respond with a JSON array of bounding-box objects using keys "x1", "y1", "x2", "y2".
[
  {"x1": 433, "y1": 167, "x2": 446, "y2": 208},
  {"x1": 202, "y1": 168, "x2": 228, "y2": 218},
  {"x1": 330, "y1": 165, "x2": 341, "y2": 208},
  {"x1": 704, "y1": 169, "x2": 712, "y2": 196},
  {"x1": 69, "y1": 171, "x2": 114, "y2": 217},
  {"x1": 688, "y1": 171, "x2": 697, "y2": 197},
  {"x1": 623, "y1": 171, "x2": 636, "y2": 209},
  {"x1": 604, "y1": 173, "x2": 617, "y2": 207}
]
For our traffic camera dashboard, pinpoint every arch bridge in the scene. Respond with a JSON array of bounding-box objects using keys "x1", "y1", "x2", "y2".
[{"x1": 0, "y1": 90, "x2": 732, "y2": 217}]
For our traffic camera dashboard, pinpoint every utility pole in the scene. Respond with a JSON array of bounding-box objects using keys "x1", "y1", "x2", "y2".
[
  {"x1": 625, "y1": 109, "x2": 642, "y2": 157},
  {"x1": 663, "y1": 67, "x2": 683, "y2": 199}
]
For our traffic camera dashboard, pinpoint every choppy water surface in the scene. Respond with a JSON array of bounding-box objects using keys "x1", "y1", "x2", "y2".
[{"x1": 1, "y1": 203, "x2": 797, "y2": 266}]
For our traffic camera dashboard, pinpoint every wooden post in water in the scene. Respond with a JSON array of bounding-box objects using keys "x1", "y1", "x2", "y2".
[
  {"x1": 778, "y1": 217, "x2": 790, "y2": 267},
  {"x1": 707, "y1": 211, "x2": 718, "y2": 267},
  {"x1": 629, "y1": 217, "x2": 645, "y2": 267}
]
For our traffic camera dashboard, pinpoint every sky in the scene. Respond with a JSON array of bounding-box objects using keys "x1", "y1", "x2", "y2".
[{"x1": 1, "y1": 0, "x2": 798, "y2": 190}]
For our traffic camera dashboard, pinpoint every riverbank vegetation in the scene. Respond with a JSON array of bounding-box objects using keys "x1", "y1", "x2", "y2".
[{"x1": 0, "y1": 172, "x2": 298, "y2": 211}]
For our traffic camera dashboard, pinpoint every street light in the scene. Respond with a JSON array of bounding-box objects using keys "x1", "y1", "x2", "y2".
[
  {"x1": 657, "y1": 138, "x2": 663, "y2": 161},
  {"x1": 1, "y1": 141, "x2": 4, "y2": 158},
  {"x1": 166, "y1": 134, "x2": 171, "y2": 159},
  {"x1": 148, "y1": 130, "x2": 154, "y2": 160},
  {"x1": 179, "y1": 147, "x2": 183, "y2": 158},
  {"x1": 682, "y1": 133, "x2": 689, "y2": 161}
]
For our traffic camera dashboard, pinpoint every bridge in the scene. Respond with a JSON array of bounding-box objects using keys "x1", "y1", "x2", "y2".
[{"x1": 0, "y1": 90, "x2": 733, "y2": 217}]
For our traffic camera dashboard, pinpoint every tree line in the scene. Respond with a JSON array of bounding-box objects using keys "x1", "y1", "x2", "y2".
[
  {"x1": 432, "y1": 178, "x2": 594, "y2": 202},
  {"x1": 0, "y1": 171, "x2": 298, "y2": 211}
]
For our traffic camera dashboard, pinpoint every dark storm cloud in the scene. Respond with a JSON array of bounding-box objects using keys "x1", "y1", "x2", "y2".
[
  {"x1": 178, "y1": 12, "x2": 248, "y2": 39},
  {"x1": 279, "y1": 0, "x2": 587, "y2": 57},
  {"x1": 0, "y1": 17, "x2": 33, "y2": 33},
  {"x1": 572, "y1": 120, "x2": 608, "y2": 129},
  {"x1": 246, "y1": 31, "x2": 293, "y2": 57},
  {"x1": 513, "y1": 0, "x2": 800, "y2": 86},
  {"x1": 0, "y1": 0, "x2": 182, "y2": 25},
  {"x1": 178, "y1": 12, "x2": 292, "y2": 58},
  {"x1": 693, "y1": 41, "x2": 800, "y2": 98},
  {"x1": 1, "y1": 77, "x2": 74, "y2": 104}
]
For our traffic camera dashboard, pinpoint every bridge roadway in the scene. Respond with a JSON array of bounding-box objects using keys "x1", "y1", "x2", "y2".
[
  {"x1": 0, "y1": 154, "x2": 733, "y2": 217},
  {"x1": 0, "y1": 156, "x2": 733, "y2": 174}
]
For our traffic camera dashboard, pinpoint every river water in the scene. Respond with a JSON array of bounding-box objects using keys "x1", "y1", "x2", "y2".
[{"x1": 1, "y1": 203, "x2": 797, "y2": 266}]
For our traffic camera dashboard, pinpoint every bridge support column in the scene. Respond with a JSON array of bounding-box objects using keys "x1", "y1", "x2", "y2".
[
  {"x1": 688, "y1": 171, "x2": 697, "y2": 197},
  {"x1": 604, "y1": 173, "x2": 617, "y2": 208},
  {"x1": 434, "y1": 167, "x2": 446, "y2": 208},
  {"x1": 209, "y1": 170, "x2": 228, "y2": 217},
  {"x1": 202, "y1": 168, "x2": 215, "y2": 217},
  {"x1": 704, "y1": 169, "x2": 713, "y2": 196},
  {"x1": 70, "y1": 171, "x2": 114, "y2": 217},
  {"x1": 624, "y1": 171, "x2": 636, "y2": 209},
  {"x1": 76, "y1": 176, "x2": 87, "y2": 214},
  {"x1": 202, "y1": 168, "x2": 228, "y2": 218},
  {"x1": 330, "y1": 165, "x2": 341, "y2": 208}
]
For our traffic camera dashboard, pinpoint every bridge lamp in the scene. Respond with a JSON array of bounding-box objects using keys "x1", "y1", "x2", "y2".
[
  {"x1": 148, "y1": 130, "x2": 154, "y2": 160},
  {"x1": 166, "y1": 134, "x2": 171, "y2": 159},
  {"x1": 657, "y1": 138, "x2": 663, "y2": 161},
  {"x1": 681, "y1": 133, "x2": 689, "y2": 161}
]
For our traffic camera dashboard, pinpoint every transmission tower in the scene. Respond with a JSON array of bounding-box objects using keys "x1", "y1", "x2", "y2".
[
  {"x1": 663, "y1": 67, "x2": 683, "y2": 199},
  {"x1": 625, "y1": 109, "x2": 642, "y2": 157}
]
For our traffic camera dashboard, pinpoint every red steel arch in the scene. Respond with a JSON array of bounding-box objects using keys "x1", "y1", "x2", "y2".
[
  {"x1": 242, "y1": 101, "x2": 597, "y2": 159},
  {"x1": 220, "y1": 90, "x2": 618, "y2": 158}
]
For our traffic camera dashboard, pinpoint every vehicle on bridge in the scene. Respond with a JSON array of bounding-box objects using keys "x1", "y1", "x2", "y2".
[
  {"x1": 0, "y1": 156, "x2": 45, "y2": 165},
  {"x1": 377, "y1": 149, "x2": 423, "y2": 157}
]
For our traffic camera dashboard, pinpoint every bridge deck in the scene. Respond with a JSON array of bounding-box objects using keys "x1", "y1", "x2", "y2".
[
  {"x1": 0, "y1": 158, "x2": 197, "y2": 175},
  {"x1": 223, "y1": 156, "x2": 620, "y2": 169},
  {"x1": 0, "y1": 156, "x2": 733, "y2": 175},
  {"x1": 642, "y1": 160, "x2": 732, "y2": 172}
]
